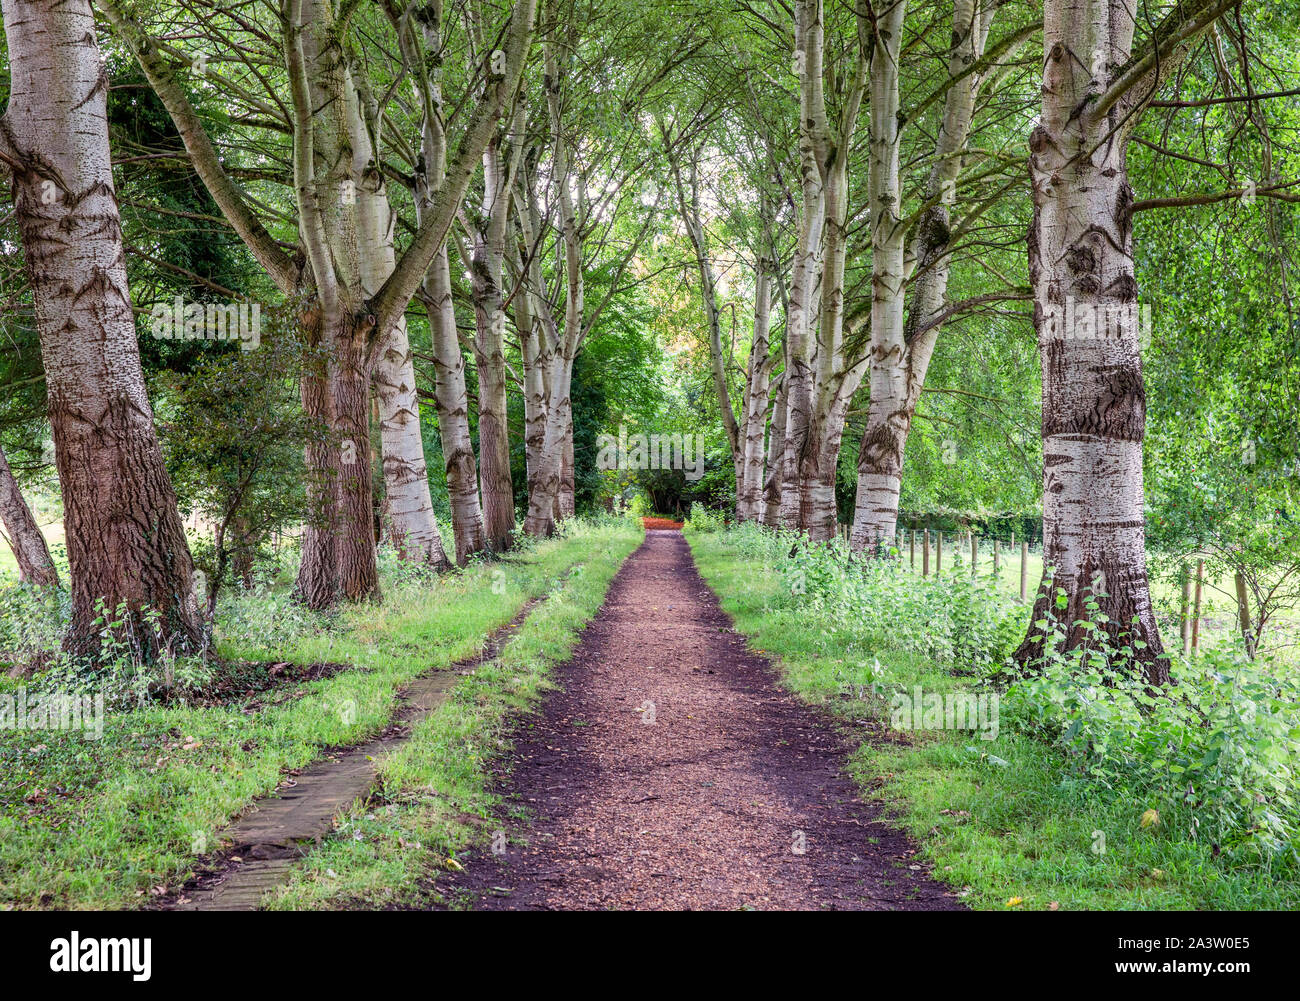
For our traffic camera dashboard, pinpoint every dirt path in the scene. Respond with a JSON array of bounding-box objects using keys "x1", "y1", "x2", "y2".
[{"x1": 446, "y1": 530, "x2": 962, "y2": 911}]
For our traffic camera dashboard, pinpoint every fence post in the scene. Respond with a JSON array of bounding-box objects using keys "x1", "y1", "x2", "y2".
[
  {"x1": 1235, "y1": 571, "x2": 1256, "y2": 658},
  {"x1": 923, "y1": 530, "x2": 930, "y2": 577},
  {"x1": 1179, "y1": 564, "x2": 1192, "y2": 656},
  {"x1": 910, "y1": 529, "x2": 915, "y2": 569},
  {"x1": 970, "y1": 533, "x2": 978, "y2": 576},
  {"x1": 1020, "y1": 541, "x2": 1029, "y2": 602},
  {"x1": 993, "y1": 540, "x2": 1000, "y2": 578},
  {"x1": 936, "y1": 531, "x2": 943, "y2": 574}
]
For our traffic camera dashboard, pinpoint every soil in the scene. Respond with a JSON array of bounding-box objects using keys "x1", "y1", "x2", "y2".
[
  {"x1": 442, "y1": 529, "x2": 962, "y2": 911},
  {"x1": 182, "y1": 660, "x2": 354, "y2": 710}
]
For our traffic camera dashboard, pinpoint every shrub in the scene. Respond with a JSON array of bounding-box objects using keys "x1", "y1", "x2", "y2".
[
  {"x1": 0, "y1": 582, "x2": 69, "y2": 675},
  {"x1": 1011, "y1": 585, "x2": 1300, "y2": 860},
  {"x1": 683, "y1": 502, "x2": 724, "y2": 533}
]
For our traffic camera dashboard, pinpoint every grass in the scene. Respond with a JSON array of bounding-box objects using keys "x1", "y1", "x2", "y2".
[
  {"x1": 0, "y1": 518, "x2": 641, "y2": 910},
  {"x1": 265, "y1": 521, "x2": 642, "y2": 909},
  {"x1": 686, "y1": 526, "x2": 1300, "y2": 910}
]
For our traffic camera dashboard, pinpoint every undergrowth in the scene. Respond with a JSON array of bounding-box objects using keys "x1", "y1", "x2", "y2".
[{"x1": 687, "y1": 521, "x2": 1300, "y2": 909}]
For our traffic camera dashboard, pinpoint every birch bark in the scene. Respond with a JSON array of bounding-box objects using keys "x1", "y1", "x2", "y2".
[
  {"x1": 1014, "y1": 0, "x2": 1231, "y2": 683},
  {"x1": 850, "y1": 0, "x2": 991, "y2": 551},
  {"x1": 464, "y1": 102, "x2": 526, "y2": 551},
  {"x1": 349, "y1": 61, "x2": 451, "y2": 569},
  {"x1": 777, "y1": 0, "x2": 869, "y2": 539}
]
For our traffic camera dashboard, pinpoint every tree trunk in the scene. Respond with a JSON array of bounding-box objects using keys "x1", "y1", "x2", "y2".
[
  {"x1": 522, "y1": 35, "x2": 584, "y2": 538},
  {"x1": 293, "y1": 346, "x2": 340, "y2": 609},
  {"x1": 803, "y1": 412, "x2": 848, "y2": 541},
  {"x1": 518, "y1": 289, "x2": 549, "y2": 517},
  {"x1": 851, "y1": 0, "x2": 984, "y2": 552},
  {"x1": 737, "y1": 250, "x2": 774, "y2": 521},
  {"x1": 779, "y1": 0, "x2": 867, "y2": 535},
  {"x1": 466, "y1": 262, "x2": 513, "y2": 553},
  {"x1": 1, "y1": 0, "x2": 205, "y2": 655},
  {"x1": 333, "y1": 328, "x2": 380, "y2": 601},
  {"x1": 403, "y1": 3, "x2": 489, "y2": 565},
  {"x1": 283, "y1": 0, "x2": 383, "y2": 604},
  {"x1": 232, "y1": 514, "x2": 255, "y2": 589},
  {"x1": 475, "y1": 332, "x2": 516, "y2": 549},
  {"x1": 1013, "y1": 0, "x2": 1179, "y2": 684},
  {"x1": 761, "y1": 372, "x2": 788, "y2": 529},
  {"x1": 522, "y1": 357, "x2": 572, "y2": 538},
  {"x1": 423, "y1": 247, "x2": 487, "y2": 564},
  {"x1": 467, "y1": 113, "x2": 524, "y2": 552},
  {"x1": 373, "y1": 318, "x2": 449, "y2": 567},
  {"x1": 349, "y1": 76, "x2": 451, "y2": 569},
  {"x1": 0, "y1": 444, "x2": 58, "y2": 587},
  {"x1": 558, "y1": 407, "x2": 576, "y2": 519}
]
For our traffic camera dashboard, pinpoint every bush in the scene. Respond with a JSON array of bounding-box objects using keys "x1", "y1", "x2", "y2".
[
  {"x1": 0, "y1": 582, "x2": 69, "y2": 675},
  {"x1": 683, "y1": 502, "x2": 724, "y2": 533},
  {"x1": 738, "y1": 523, "x2": 1022, "y2": 673},
  {"x1": 1011, "y1": 586, "x2": 1300, "y2": 860}
]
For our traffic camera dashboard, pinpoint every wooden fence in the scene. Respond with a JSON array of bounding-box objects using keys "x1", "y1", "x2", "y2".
[{"x1": 834, "y1": 525, "x2": 1212, "y2": 648}]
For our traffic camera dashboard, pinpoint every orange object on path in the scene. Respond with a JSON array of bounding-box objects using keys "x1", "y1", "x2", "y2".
[{"x1": 641, "y1": 517, "x2": 684, "y2": 530}]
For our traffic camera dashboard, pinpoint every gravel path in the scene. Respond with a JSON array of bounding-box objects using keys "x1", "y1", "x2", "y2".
[{"x1": 447, "y1": 529, "x2": 962, "y2": 911}]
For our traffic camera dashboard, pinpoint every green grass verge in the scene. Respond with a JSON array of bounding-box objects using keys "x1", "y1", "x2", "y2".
[
  {"x1": 686, "y1": 527, "x2": 1300, "y2": 911},
  {"x1": 265, "y1": 522, "x2": 642, "y2": 909},
  {"x1": 0, "y1": 521, "x2": 639, "y2": 910}
]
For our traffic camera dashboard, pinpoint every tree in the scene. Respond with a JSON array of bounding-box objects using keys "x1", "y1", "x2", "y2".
[
  {"x1": 849, "y1": 0, "x2": 1034, "y2": 550},
  {"x1": 460, "y1": 93, "x2": 527, "y2": 553},
  {"x1": 0, "y1": 443, "x2": 57, "y2": 587},
  {"x1": 102, "y1": 0, "x2": 537, "y2": 601},
  {"x1": 391, "y1": 0, "x2": 488, "y2": 565},
  {"x1": 1013, "y1": 0, "x2": 1245, "y2": 684},
  {"x1": 158, "y1": 327, "x2": 317, "y2": 611},
  {"x1": 0, "y1": 0, "x2": 205, "y2": 655},
  {"x1": 664, "y1": 133, "x2": 780, "y2": 522},
  {"x1": 515, "y1": 0, "x2": 670, "y2": 537}
]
